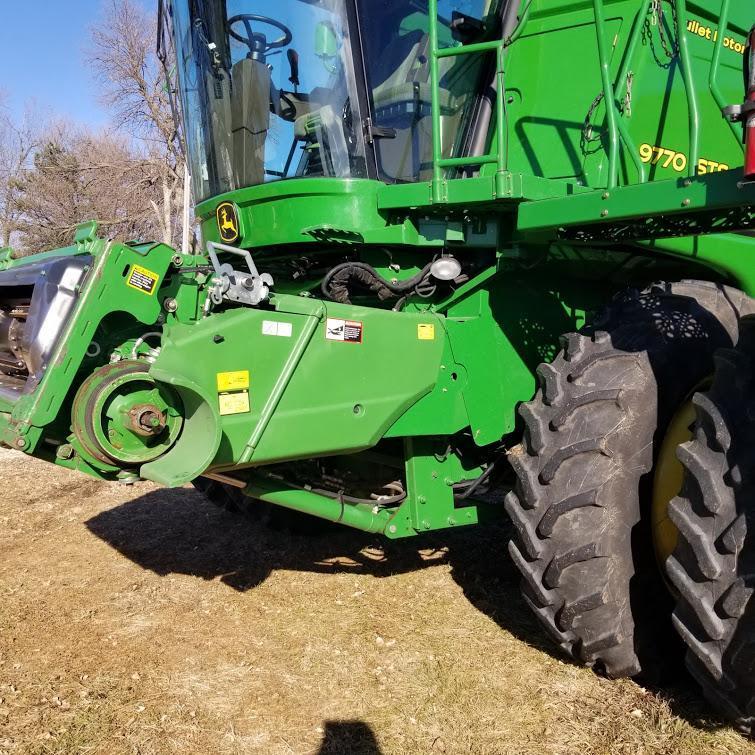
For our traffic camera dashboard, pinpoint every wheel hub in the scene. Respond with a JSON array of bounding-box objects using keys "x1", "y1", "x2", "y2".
[
  {"x1": 129, "y1": 404, "x2": 168, "y2": 437},
  {"x1": 651, "y1": 398, "x2": 698, "y2": 565},
  {"x1": 72, "y1": 360, "x2": 184, "y2": 467}
]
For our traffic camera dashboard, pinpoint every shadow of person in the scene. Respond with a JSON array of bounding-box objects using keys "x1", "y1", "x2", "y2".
[{"x1": 315, "y1": 720, "x2": 382, "y2": 755}]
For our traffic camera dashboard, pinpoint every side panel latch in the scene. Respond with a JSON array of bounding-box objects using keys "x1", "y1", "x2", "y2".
[{"x1": 206, "y1": 241, "x2": 274, "y2": 307}]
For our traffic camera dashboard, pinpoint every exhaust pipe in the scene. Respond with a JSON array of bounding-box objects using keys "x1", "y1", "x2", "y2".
[
  {"x1": 724, "y1": 25, "x2": 755, "y2": 181},
  {"x1": 745, "y1": 27, "x2": 755, "y2": 179}
]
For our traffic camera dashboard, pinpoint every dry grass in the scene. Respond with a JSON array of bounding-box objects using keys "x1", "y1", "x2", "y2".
[{"x1": 0, "y1": 450, "x2": 754, "y2": 754}]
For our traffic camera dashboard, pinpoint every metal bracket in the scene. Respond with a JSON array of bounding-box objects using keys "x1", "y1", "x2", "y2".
[
  {"x1": 206, "y1": 241, "x2": 274, "y2": 306},
  {"x1": 723, "y1": 101, "x2": 755, "y2": 123},
  {"x1": 362, "y1": 117, "x2": 396, "y2": 145}
]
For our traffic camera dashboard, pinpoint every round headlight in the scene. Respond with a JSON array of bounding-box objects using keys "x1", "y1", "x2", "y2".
[{"x1": 430, "y1": 257, "x2": 462, "y2": 281}]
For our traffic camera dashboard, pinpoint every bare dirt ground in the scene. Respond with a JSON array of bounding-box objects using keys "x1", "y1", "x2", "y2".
[{"x1": 1, "y1": 451, "x2": 754, "y2": 755}]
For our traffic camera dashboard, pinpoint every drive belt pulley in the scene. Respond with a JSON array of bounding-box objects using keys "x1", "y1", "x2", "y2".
[{"x1": 72, "y1": 360, "x2": 184, "y2": 467}]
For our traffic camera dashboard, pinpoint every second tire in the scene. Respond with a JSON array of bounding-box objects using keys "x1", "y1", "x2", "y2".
[{"x1": 506, "y1": 281, "x2": 755, "y2": 677}]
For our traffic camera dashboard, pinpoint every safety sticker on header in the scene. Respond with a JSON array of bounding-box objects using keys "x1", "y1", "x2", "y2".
[
  {"x1": 126, "y1": 264, "x2": 159, "y2": 296},
  {"x1": 326, "y1": 318, "x2": 363, "y2": 344},
  {"x1": 417, "y1": 323, "x2": 436, "y2": 341},
  {"x1": 216, "y1": 370, "x2": 250, "y2": 392},
  {"x1": 219, "y1": 391, "x2": 250, "y2": 416}
]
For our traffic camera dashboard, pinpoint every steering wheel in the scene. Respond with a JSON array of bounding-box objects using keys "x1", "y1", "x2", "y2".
[{"x1": 228, "y1": 14, "x2": 293, "y2": 58}]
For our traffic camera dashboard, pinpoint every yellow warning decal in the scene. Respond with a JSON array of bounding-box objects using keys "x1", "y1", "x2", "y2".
[
  {"x1": 126, "y1": 264, "x2": 159, "y2": 296},
  {"x1": 217, "y1": 370, "x2": 250, "y2": 392},
  {"x1": 417, "y1": 323, "x2": 436, "y2": 341},
  {"x1": 219, "y1": 391, "x2": 250, "y2": 416}
]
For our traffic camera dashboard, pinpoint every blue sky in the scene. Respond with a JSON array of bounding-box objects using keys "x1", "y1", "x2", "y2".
[{"x1": 0, "y1": 0, "x2": 152, "y2": 128}]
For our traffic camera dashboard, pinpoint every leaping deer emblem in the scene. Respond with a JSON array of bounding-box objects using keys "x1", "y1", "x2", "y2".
[{"x1": 217, "y1": 204, "x2": 239, "y2": 241}]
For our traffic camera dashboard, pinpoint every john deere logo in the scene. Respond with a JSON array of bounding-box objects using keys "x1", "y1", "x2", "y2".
[{"x1": 216, "y1": 202, "x2": 240, "y2": 243}]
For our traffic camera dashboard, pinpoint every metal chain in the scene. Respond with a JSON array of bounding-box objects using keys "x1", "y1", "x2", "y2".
[
  {"x1": 624, "y1": 71, "x2": 634, "y2": 117},
  {"x1": 582, "y1": 69, "x2": 633, "y2": 144},
  {"x1": 652, "y1": 0, "x2": 679, "y2": 60},
  {"x1": 583, "y1": 92, "x2": 605, "y2": 143},
  {"x1": 583, "y1": 2, "x2": 675, "y2": 146}
]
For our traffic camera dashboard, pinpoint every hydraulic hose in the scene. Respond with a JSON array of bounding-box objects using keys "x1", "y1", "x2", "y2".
[
  {"x1": 321, "y1": 261, "x2": 434, "y2": 305},
  {"x1": 466, "y1": 0, "x2": 524, "y2": 161}
]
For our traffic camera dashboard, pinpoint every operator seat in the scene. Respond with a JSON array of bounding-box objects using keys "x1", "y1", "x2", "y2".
[
  {"x1": 230, "y1": 57, "x2": 272, "y2": 186},
  {"x1": 205, "y1": 68, "x2": 235, "y2": 194},
  {"x1": 203, "y1": 55, "x2": 274, "y2": 190},
  {"x1": 291, "y1": 87, "x2": 350, "y2": 177}
]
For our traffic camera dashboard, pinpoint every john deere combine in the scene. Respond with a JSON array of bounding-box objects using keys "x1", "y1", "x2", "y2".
[{"x1": 3, "y1": 0, "x2": 755, "y2": 730}]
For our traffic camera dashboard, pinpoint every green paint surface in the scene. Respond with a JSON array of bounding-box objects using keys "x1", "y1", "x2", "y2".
[{"x1": 1, "y1": 0, "x2": 753, "y2": 536}]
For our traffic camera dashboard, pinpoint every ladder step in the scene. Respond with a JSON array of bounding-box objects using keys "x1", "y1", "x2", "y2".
[
  {"x1": 434, "y1": 39, "x2": 503, "y2": 59},
  {"x1": 437, "y1": 155, "x2": 498, "y2": 169}
]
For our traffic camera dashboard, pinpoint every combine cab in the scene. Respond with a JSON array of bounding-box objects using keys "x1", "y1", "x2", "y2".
[{"x1": 4, "y1": 0, "x2": 755, "y2": 731}]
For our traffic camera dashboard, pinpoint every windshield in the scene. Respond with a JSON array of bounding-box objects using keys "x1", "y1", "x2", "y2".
[
  {"x1": 172, "y1": 0, "x2": 368, "y2": 202},
  {"x1": 170, "y1": 0, "x2": 501, "y2": 200}
]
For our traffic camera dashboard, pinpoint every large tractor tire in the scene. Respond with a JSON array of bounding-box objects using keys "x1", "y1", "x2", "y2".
[
  {"x1": 506, "y1": 281, "x2": 755, "y2": 678},
  {"x1": 667, "y1": 315, "x2": 755, "y2": 733}
]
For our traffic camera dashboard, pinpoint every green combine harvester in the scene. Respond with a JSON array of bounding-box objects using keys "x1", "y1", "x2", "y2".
[{"x1": 3, "y1": 0, "x2": 755, "y2": 731}]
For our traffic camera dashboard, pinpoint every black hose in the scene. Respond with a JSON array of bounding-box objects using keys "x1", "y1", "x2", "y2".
[
  {"x1": 311, "y1": 487, "x2": 406, "y2": 506},
  {"x1": 454, "y1": 459, "x2": 498, "y2": 500},
  {"x1": 321, "y1": 261, "x2": 434, "y2": 305},
  {"x1": 464, "y1": 0, "x2": 523, "y2": 164}
]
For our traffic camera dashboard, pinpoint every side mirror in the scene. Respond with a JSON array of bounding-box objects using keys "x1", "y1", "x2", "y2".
[{"x1": 315, "y1": 21, "x2": 339, "y2": 59}]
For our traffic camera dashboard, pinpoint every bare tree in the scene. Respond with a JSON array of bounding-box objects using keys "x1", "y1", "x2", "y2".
[
  {"x1": 14, "y1": 124, "x2": 163, "y2": 252},
  {"x1": 0, "y1": 102, "x2": 44, "y2": 249},
  {"x1": 0, "y1": 1, "x2": 188, "y2": 254},
  {"x1": 89, "y1": 0, "x2": 185, "y2": 247}
]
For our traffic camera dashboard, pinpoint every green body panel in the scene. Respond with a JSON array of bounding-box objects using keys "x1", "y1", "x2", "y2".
[
  {"x1": 0, "y1": 0, "x2": 753, "y2": 537},
  {"x1": 444, "y1": 286, "x2": 533, "y2": 443},
  {"x1": 502, "y1": 1, "x2": 750, "y2": 187},
  {"x1": 0, "y1": 237, "x2": 179, "y2": 451},
  {"x1": 642, "y1": 234, "x2": 755, "y2": 295},
  {"x1": 198, "y1": 179, "x2": 401, "y2": 250},
  {"x1": 146, "y1": 295, "x2": 449, "y2": 483}
]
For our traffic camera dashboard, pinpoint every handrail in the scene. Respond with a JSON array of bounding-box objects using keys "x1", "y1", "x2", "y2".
[
  {"x1": 429, "y1": 0, "x2": 445, "y2": 201},
  {"x1": 437, "y1": 155, "x2": 499, "y2": 168},
  {"x1": 612, "y1": 0, "x2": 652, "y2": 182},
  {"x1": 675, "y1": 0, "x2": 701, "y2": 178},
  {"x1": 593, "y1": 0, "x2": 620, "y2": 188},
  {"x1": 615, "y1": 0, "x2": 652, "y2": 92},
  {"x1": 435, "y1": 38, "x2": 502, "y2": 58},
  {"x1": 495, "y1": 42, "x2": 507, "y2": 193},
  {"x1": 428, "y1": 0, "x2": 515, "y2": 201},
  {"x1": 505, "y1": 0, "x2": 532, "y2": 46}
]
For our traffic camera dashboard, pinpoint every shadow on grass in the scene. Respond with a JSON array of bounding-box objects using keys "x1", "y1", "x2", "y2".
[
  {"x1": 316, "y1": 721, "x2": 382, "y2": 755},
  {"x1": 86, "y1": 485, "x2": 731, "y2": 736}
]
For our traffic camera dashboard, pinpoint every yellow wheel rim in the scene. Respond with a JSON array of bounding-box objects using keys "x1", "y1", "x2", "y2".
[{"x1": 651, "y1": 381, "x2": 710, "y2": 566}]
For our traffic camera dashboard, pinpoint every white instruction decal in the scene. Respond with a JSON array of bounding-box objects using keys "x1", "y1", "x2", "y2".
[
  {"x1": 326, "y1": 318, "x2": 363, "y2": 344},
  {"x1": 262, "y1": 320, "x2": 293, "y2": 338}
]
